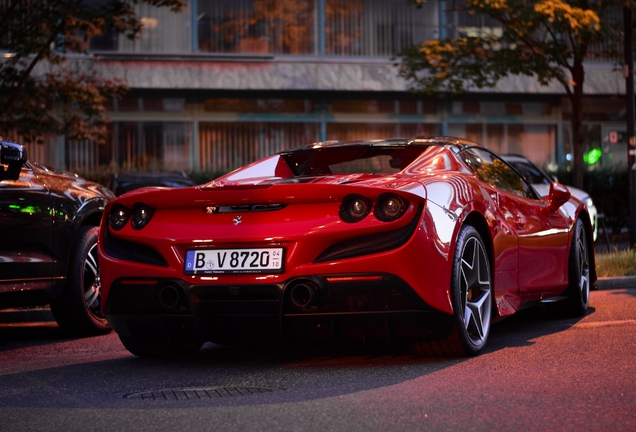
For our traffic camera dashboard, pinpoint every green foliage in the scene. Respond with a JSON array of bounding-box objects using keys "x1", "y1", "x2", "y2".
[
  {"x1": 595, "y1": 249, "x2": 636, "y2": 277},
  {"x1": 0, "y1": 0, "x2": 185, "y2": 144},
  {"x1": 399, "y1": 0, "x2": 621, "y2": 94}
]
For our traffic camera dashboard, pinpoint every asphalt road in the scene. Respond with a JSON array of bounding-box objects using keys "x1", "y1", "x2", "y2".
[{"x1": 1, "y1": 288, "x2": 635, "y2": 432}]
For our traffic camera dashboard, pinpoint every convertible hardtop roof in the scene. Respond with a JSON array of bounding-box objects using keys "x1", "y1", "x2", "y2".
[{"x1": 280, "y1": 136, "x2": 482, "y2": 154}]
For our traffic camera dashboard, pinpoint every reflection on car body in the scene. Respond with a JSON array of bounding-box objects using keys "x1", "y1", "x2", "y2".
[
  {"x1": 501, "y1": 154, "x2": 598, "y2": 241},
  {"x1": 98, "y1": 137, "x2": 596, "y2": 358}
]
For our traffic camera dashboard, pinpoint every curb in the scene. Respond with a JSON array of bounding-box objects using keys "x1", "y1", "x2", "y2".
[{"x1": 596, "y1": 276, "x2": 636, "y2": 290}]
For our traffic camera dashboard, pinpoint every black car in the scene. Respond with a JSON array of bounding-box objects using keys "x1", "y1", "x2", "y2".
[
  {"x1": 109, "y1": 171, "x2": 196, "y2": 196},
  {"x1": 0, "y1": 140, "x2": 114, "y2": 336}
]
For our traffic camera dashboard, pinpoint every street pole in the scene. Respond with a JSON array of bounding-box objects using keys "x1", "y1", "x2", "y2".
[{"x1": 625, "y1": 6, "x2": 636, "y2": 249}]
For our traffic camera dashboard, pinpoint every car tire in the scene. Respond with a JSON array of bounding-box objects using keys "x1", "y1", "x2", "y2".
[
  {"x1": 118, "y1": 335, "x2": 203, "y2": 358},
  {"x1": 412, "y1": 225, "x2": 492, "y2": 357},
  {"x1": 50, "y1": 226, "x2": 110, "y2": 336},
  {"x1": 562, "y1": 219, "x2": 590, "y2": 317}
]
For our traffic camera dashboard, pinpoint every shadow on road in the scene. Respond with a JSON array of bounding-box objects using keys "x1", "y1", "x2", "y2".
[
  {"x1": 0, "y1": 322, "x2": 73, "y2": 352},
  {"x1": 0, "y1": 299, "x2": 595, "y2": 410},
  {"x1": 486, "y1": 303, "x2": 592, "y2": 352}
]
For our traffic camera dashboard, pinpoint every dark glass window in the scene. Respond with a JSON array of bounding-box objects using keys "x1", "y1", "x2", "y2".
[{"x1": 461, "y1": 147, "x2": 536, "y2": 199}]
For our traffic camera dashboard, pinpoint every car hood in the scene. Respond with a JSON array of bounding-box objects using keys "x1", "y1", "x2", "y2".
[{"x1": 31, "y1": 163, "x2": 115, "y2": 201}]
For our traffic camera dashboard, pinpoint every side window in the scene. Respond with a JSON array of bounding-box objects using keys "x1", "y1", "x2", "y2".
[
  {"x1": 461, "y1": 148, "x2": 535, "y2": 199},
  {"x1": 511, "y1": 162, "x2": 551, "y2": 185}
]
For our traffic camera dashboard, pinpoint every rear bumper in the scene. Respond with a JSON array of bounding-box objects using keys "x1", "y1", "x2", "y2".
[{"x1": 105, "y1": 273, "x2": 452, "y2": 346}]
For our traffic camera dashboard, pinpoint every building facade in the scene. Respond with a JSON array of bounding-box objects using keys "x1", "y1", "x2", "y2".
[{"x1": 16, "y1": 0, "x2": 633, "y2": 176}]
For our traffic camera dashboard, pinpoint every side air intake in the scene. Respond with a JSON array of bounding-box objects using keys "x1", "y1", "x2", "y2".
[{"x1": 314, "y1": 205, "x2": 422, "y2": 263}]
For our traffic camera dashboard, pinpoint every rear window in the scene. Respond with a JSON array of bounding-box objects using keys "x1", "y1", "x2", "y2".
[{"x1": 282, "y1": 145, "x2": 427, "y2": 176}]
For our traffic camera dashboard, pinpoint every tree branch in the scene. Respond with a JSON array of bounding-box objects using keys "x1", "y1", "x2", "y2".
[{"x1": 2, "y1": 0, "x2": 84, "y2": 114}]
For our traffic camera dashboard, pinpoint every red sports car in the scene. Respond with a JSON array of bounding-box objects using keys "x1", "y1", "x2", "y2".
[{"x1": 98, "y1": 137, "x2": 595, "y2": 357}]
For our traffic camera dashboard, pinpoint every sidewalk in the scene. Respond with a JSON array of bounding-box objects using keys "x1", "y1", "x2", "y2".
[{"x1": 596, "y1": 276, "x2": 636, "y2": 290}]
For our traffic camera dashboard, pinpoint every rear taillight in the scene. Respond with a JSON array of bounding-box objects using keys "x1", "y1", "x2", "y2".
[
  {"x1": 374, "y1": 193, "x2": 407, "y2": 222},
  {"x1": 131, "y1": 203, "x2": 154, "y2": 229},
  {"x1": 109, "y1": 204, "x2": 130, "y2": 230},
  {"x1": 339, "y1": 193, "x2": 408, "y2": 223},
  {"x1": 339, "y1": 194, "x2": 372, "y2": 223}
]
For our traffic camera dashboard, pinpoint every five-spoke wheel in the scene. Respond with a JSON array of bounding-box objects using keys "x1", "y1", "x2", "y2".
[
  {"x1": 412, "y1": 224, "x2": 492, "y2": 357},
  {"x1": 563, "y1": 219, "x2": 590, "y2": 316},
  {"x1": 455, "y1": 227, "x2": 492, "y2": 350}
]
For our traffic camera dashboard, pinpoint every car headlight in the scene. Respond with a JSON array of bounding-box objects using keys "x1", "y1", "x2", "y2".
[
  {"x1": 374, "y1": 193, "x2": 407, "y2": 222},
  {"x1": 340, "y1": 194, "x2": 372, "y2": 223},
  {"x1": 584, "y1": 197, "x2": 594, "y2": 209},
  {"x1": 131, "y1": 203, "x2": 155, "y2": 229},
  {"x1": 109, "y1": 204, "x2": 130, "y2": 230}
]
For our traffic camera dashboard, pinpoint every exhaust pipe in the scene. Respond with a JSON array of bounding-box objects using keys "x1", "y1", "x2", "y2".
[
  {"x1": 158, "y1": 283, "x2": 182, "y2": 309},
  {"x1": 289, "y1": 281, "x2": 320, "y2": 309}
]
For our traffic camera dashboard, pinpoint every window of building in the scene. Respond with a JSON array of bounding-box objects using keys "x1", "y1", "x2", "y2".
[
  {"x1": 562, "y1": 96, "x2": 626, "y2": 123},
  {"x1": 330, "y1": 100, "x2": 396, "y2": 114},
  {"x1": 327, "y1": 123, "x2": 439, "y2": 141},
  {"x1": 12, "y1": 137, "x2": 52, "y2": 168},
  {"x1": 89, "y1": 1, "x2": 191, "y2": 52},
  {"x1": 325, "y1": 0, "x2": 437, "y2": 56},
  {"x1": 115, "y1": 122, "x2": 192, "y2": 171},
  {"x1": 197, "y1": 0, "x2": 316, "y2": 54},
  {"x1": 445, "y1": 0, "x2": 502, "y2": 39},
  {"x1": 329, "y1": 99, "x2": 436, "y2": 115},
  {"x1": 196, "y1": 0, "x2": 436, "y2": 57},
  {"x1": 109, "y1": 97, "x2": 187, "y2": 112},
  {"x1": 452, "y1": 101, "x2": 552, "y2": 116},
  {"x1": 198, "y1": 122, "x2": 319, "y2": 174},
  {"x1": 117, "y1": 97, "x2": 141, "y2": 111},
  {"x1": 65, "y1": 137, "x2": 113, "y2": 173},
  {"x1": 204, "y1": 98, "x2": 313, "y2": 113}
]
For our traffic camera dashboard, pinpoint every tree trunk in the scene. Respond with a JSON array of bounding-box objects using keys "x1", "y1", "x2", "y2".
[{"x1": 570, "y1": 61, "x2": 585, "y2": 190}]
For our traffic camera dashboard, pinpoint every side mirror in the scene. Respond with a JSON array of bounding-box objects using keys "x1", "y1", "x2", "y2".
[
  {"x1": 0, "y1": 140, "x2": 28, "y2": 181},
  {"x1": 545, "y1": 182, "x2": 570, "y2": 214}
]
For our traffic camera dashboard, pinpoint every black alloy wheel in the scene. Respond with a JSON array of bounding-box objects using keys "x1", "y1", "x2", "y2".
[
  {"x1": 50, "y1": 226, "x2": 111, "y2": 336},
  {"x1": 412, "y1": 225, "x2": 492, "y2": 357},
  {"x1": 563, "y1": 219, "x2": 590, "y2": 317}
]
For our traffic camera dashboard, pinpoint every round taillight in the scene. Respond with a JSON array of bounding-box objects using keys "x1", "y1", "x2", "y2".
[
  {"x1": 340, "y1": 194, "x2": 372, "y2": 223},
  {"x1": 109, "y1": 204, "x2": 130, "y2": 230},
  {"x1": 375, "y1": 194, "x2": 407, "y2": 222},
  {"x1": 131, "y1": 203, "x2": 155, "y2": 229}
]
